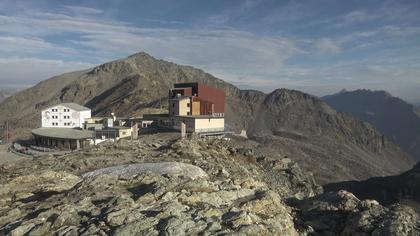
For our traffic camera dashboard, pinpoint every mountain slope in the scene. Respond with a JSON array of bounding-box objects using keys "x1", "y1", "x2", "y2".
[
  {"x1": 323, "y1": 89, "x2": 420, "y2": 160},
  {"x1": 415, "y1": 105, "x2": 420, "y2": 118},
  {"x1": 0, "y1": 88, "x2": 19, "y2": 102},
  {"x1": 247, "y1": 89, "x2": 414, "y2": 183},
  {"x1": 0, "y1": 52, "x2": 414, "y2": 184}
]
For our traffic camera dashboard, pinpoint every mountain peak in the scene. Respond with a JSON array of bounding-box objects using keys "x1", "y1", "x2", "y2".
[{"x1": 127, "y1": 51, "x2": 156, "y2": 60}]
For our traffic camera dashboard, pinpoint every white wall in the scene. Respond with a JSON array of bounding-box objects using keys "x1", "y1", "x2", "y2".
[
  {"x1": 79, "y1": 110, "x2": 91, "y2": 128},
  {"x1": 41, "y1": 105, "x2": 91, "y2": 128},
  {"x1": 172, "y1": 117, "x2": 225, "y2": 133},
  {"x1": 194, "y1": 117, "x2": 224, "y2": 133}
]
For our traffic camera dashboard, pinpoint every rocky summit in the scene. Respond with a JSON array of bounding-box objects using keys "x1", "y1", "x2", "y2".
[{"x1": 0, "y1": 134, "x2": 418, "y2": 236}]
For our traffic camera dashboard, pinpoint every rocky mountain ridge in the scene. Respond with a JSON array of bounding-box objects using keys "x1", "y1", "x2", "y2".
[
  {"x1": 323, "y1": 89, "x2": 420, "y2": 160},
  {"x1": 0, "y1": 134, "x2": 418, "y2": 235},
  {"x1": 0, "y1": 52, "x2": 414, "y2": 184}
]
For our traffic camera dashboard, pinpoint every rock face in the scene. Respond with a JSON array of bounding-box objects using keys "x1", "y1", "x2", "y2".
[
  {"x1": 0, "y1": 135, "x2": 418, "y2": 235},
  {"x1": 293, "y1": 190, "x2": 420, "y2": 235},
  {"x1": 0, "y1": 134, "x2": 313, "y2": 235},
  {"x1": 0, "y1": 52, "x2": 414, "y2": 184},
  {"x1": 323, "y1": 89, "x2": 420, "y2": 161},
  {"x1": 325, "y1": 162, "x2": 420, "y2": 215}
]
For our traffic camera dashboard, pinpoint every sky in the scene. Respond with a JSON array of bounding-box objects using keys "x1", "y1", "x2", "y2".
[{"x1": 0, "y1": 0, "x2": 420, "y2": 103}]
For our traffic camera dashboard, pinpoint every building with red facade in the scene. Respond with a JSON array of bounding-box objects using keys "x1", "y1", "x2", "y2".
[
  {"x1": 170, "y1": 83, "x2": 225, "y2": 117},
  {"x1": 146, "y1": 82, "x2": 226, "y2": 133}
]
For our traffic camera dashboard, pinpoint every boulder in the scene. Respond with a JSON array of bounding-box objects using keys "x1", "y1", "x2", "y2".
[{"x1": 82, "y1": 162, "x2": 208, "y2": 180}]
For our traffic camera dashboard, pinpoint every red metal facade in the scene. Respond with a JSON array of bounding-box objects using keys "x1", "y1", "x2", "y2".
[
  {"x1": 174, "y1": 83, "x2": 225, "y2": 114},
  {"x1": 197, "y1": 84, "x2": 225, "y2": 113}
]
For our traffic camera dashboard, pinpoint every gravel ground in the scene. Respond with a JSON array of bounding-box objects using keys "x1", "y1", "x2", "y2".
[{"x1": 0, "y1": 143, "x2": 30, "y2": 165}]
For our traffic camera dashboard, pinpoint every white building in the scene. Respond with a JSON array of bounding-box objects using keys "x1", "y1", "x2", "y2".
[{"x1": 41, "y1": 103, "x2": 91, "y2": 129}]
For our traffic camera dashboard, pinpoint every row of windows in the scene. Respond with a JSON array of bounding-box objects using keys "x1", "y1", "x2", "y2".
[
  {"x1": 52, "y1": 122, "x2": 72, "y2": 126},
  {"x1": 51, "y1": 115, "x2": 70, "y2": 119},
  {"x1": 51, "y1": 108, "x2": 71, "y2": 112}
]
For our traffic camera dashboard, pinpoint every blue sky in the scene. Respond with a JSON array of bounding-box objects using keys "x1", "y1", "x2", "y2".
[{"x1": 0, "y1": 0, "x2": 420, "y2": 103}]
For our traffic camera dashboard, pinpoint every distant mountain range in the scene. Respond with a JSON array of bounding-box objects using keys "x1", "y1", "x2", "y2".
[
  {"x1": 323, "y1": 89, "x2": 420, "y2": 161},
  {"x1": 0, "y1": 52, "x2": 414, "y2": 184}
]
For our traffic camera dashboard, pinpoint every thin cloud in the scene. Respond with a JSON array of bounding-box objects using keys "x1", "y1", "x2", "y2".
[
  {"x1": 313, "y1": 38, "x2": 341, "y2": 55},
  {"x1": 0, "y1": 57, "x2": 94, "y2": 86},
  {"x1": 0, "y1": 36, "x2": 73, "y2": 54}
]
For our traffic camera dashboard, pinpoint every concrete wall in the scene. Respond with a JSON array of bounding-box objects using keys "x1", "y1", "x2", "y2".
[
  {"x1": 118, "y1": 128, "x2": 132, "y2": 139},
  {"x1": 41, "y1": 105, "x2": 91, "y2": 129},
  {"x1": 173, "y1": 117, "x2": 196, "y2": 132},
  {"x1": 194, "y1": 117, "x2": 224, "y2": 133},
  {"x1": 172, "y1": 117, "x2": 224, "y2": 133},
  {"x1": 33, "y1": 135, "x2": 89, "y2": 150}
]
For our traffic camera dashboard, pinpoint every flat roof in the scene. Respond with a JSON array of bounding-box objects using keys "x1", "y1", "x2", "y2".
[
  {"x1": 32, "y1": 128, "x2": 93, "y2": 140},
  {"x1": 168, "y1": 96, "x2": 190, "y2": 101},
  {"x1": 45, "y1": 103, "x2": 90, "y2": 111},
  {"x1": 176, "y1": 115, "x2": 225, "y2": 119},
  {"x1": 143, "y1": 114, "x2": 170, "y2": 118},
  {"x1": 112, "y1": 126, "x2": 132, "y2": 130}
]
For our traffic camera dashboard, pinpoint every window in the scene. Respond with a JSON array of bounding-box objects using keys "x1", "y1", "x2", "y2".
[
  {"x1": 187, "y1": 103, "x2": 190, "y2": 107},
  {"x1": 187, "y1": 112, "x2": 190, "y2": 115},
  {"x1": 172, "y1": 103, "x2": 175, "y2": 108}
]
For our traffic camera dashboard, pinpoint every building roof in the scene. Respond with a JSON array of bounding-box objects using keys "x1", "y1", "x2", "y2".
[
  {"x1": 32, "y1": 128, "x2": 93, "y2": 140},
  {"x1": 45, "y1": 103, "x2": 91, "y2": 111},
  {"x1": 176, "y1": 115, "x2": 225, "y2": 119}
]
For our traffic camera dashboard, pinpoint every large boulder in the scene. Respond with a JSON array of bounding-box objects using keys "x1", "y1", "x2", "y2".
[{"x1": 82, "y1": 162, "x2": 208, "y2": 180}]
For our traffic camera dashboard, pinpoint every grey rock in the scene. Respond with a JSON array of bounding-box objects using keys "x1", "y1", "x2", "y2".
[{"x1": 82, "y1": 162, "x2": 208, "y2": 180}]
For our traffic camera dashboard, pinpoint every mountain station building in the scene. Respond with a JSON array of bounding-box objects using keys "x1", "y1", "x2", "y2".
[
  {"x1": 145, "y1": 83, "x2": 226, "y2": 134},
  {"x1": 32, "y1": 103, "x2": 137, "y2": 150}
]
